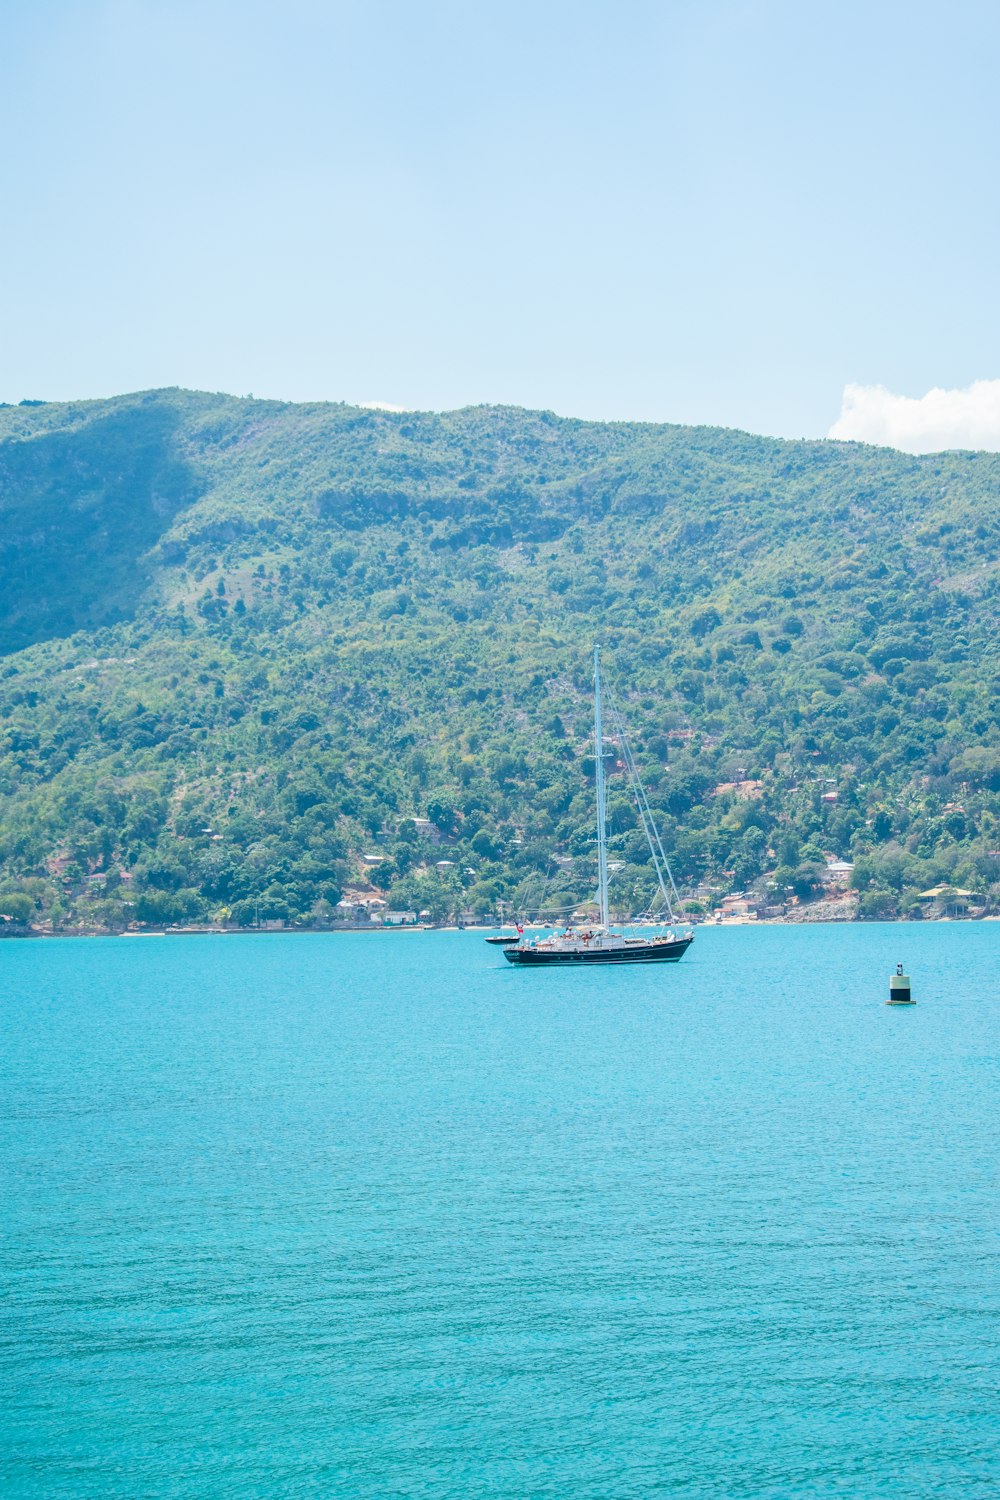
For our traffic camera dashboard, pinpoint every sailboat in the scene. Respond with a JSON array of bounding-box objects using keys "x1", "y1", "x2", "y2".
[
  {"x1": 484, "y1": 899, "x2": 521, "y2": 946},
  {"x1": 504, "y1": 648, "x2": 694, "y2": 967}
]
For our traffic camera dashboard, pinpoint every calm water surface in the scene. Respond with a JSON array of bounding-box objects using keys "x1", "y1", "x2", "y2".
[{"x1": 2, "y1": 925, "x2": 999, "y2": 1498}]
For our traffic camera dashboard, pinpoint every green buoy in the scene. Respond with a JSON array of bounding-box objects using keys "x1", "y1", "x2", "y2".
[{"x1": 887, "y1": 963, "x2": 914, "y2": 1005}]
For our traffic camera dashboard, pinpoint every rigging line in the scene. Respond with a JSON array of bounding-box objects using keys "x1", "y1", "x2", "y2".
[
  {"x1": 593, "y1": 645, "x2": 611, "y2": 928},
  {"x1": 621, "y1": 726, "x2": 682, "y2": 917},
  {"x1": 604, "y1": 685, "x2": 682, "y2": 921},
  {"x1": 605, "y1": 708, "x2": 677, "y2": 918},
  {"x1": 513, "y1": 864, "x2": 553, "y2": 923},
  {"x1": 514, "y1": 855, "x2": 580, "y2": 923}
]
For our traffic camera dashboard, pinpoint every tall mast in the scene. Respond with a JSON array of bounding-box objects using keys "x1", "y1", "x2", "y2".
[{"x1": 593, "y1": 645, "x2": 610, "y2": 927}]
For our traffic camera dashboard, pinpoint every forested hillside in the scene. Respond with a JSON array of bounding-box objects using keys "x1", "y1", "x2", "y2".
[{"x1": 1, "y1": 388, "x2": 998, "y2": 930}]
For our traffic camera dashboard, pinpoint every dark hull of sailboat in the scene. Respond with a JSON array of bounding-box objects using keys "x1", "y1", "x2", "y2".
[
  {"x1": 485, "y1": 934, "x2": 520, "y2": 946},
  {"x1": 504, "y1": 936, "x2": 693, "y2": 966}
]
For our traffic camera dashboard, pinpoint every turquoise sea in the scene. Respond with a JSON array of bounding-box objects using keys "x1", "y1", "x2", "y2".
[{"x1": 2, "y1": 924, "x2": 999, "y2": 1498}]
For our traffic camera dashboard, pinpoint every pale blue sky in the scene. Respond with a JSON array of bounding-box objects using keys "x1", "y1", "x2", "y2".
[{"x1": 2, "y1": 0, "x2": 998, "y2": 438}]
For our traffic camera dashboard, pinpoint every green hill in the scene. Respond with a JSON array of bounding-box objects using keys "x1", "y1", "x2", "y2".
[{"x1": 1, "y1": 387, "x2": 998, "y2": 930}]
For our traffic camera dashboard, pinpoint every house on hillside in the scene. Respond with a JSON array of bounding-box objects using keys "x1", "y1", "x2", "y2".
[
  {"x1": 336, "y1": 899, "x2": 369, "y2": 922},
  {"x1": 713, "y1": 895, "x2": 758, "y2": 923},
  {"x1": 712, "y1": 779, "x2": 764, "y2": 801},
  {"x1": 916, "y1": 885, "x2": 980, "y2": 918},
  {"x1": 404, "y1": 817, "x2": 440, "y2": 843}
]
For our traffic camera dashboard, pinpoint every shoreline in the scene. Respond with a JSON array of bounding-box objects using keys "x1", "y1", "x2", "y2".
[{"x1": 3, "y1": 914, "x2": 996, "y2": 941}]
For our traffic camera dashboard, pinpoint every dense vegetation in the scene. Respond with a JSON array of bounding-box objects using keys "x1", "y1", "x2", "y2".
[{"x1": 1, "y1": 388, "x2": 998, "y2": 931}]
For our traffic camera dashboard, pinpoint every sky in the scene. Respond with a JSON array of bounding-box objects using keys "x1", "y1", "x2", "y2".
[{"x1": 2, "y1": 0, "x2": 999, "y2": 448}]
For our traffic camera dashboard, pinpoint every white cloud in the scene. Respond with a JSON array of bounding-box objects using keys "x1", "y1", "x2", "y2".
[
  {"x1": 358, "y1": 400, "x2": 409, "y2": 412},
  {"x1": 828, "y1": 379, "x2": 1000, "y2": 454}
]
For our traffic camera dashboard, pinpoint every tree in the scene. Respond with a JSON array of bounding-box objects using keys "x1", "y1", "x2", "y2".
[
  {"x1": 732, "y1": 827, "x2": 767, "y2": 887},
  {"x1": 690, "y1": 607, "x2": 721, "y2": 640},
  {"x1": 0, "y1": 890, "x2": 33, "y2": 925},
  {"x1": 791, "y1": 862, "x2": 825, "y2": 902},
  {"x1": 859, "y1": 889, "x2": 898, "y2": 920},
  {"x1": 133, "y1": 890, "x2": 180, "y2": 925}
]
